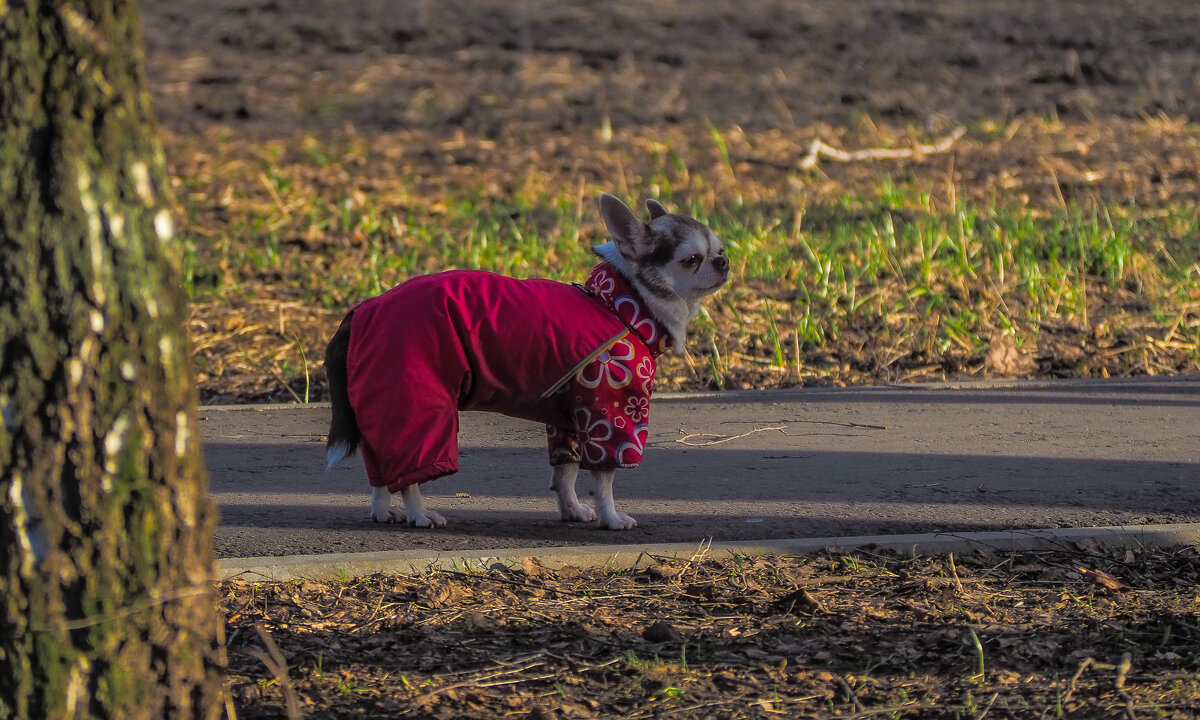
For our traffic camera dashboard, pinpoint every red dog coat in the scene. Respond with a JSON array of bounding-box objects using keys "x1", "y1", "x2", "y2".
[{"x1": 346, "y1": 262, "x2": 672, "y2": 493}]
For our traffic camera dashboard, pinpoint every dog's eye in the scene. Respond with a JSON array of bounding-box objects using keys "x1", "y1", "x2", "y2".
[{"x1": 682, "y1": 254, "x2": 702, "y2": 268}]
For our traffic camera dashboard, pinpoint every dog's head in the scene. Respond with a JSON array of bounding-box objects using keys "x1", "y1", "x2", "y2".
[{"x1": 594, "y1": 193, "x2": 730, "y2": 348}]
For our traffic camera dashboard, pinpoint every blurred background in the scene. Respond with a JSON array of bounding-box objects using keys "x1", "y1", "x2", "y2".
[{"x1": 140, "y1": 0, "x2": 1200, "y2": 402}]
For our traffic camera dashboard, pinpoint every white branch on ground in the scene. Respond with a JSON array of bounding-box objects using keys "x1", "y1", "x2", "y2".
[{"x1": 799, "y1": 126, "x2": 967, "y2": 170}]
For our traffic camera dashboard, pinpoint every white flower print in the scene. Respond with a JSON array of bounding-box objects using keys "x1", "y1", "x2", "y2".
[
  {"x1": 614, "y1": 295, "x2": 658, "y2": 344},
  {"x1": 579, "y1": 339, "x2": 635, "y2": 389},
  {"x1": 589, "y1": 268, "x2": 616, "y2": 298},
  {"x1": 624, "y1": 396, "x2": 649, "y2": 423},
  {"x1": 574, "y1": 407, "x2": 614, "y2": 465},
  {"x1": 635, "y1": 356, "x2": 655, "y2": 395},
  {"x1": 615, "y1": 423, "x2": 649, "y2": 465}
]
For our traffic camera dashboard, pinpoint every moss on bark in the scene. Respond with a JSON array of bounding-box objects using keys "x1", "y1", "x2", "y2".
[{"x1": 0, "y1": 1, "x2": 224, "y2": 718}]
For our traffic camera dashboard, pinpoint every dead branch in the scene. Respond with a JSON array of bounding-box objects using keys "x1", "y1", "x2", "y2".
[
  {"x1": 248, "y1": 626, "x2": 304, "y2": 720},
  {"x1": 799, "y1": 126, "x2": 967, "y2": 170},
  {"x1": 675, "y1": 425, "x2": 788, "y2": 446}
]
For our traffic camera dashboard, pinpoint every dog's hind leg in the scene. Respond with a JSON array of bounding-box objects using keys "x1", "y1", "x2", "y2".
[
  {"x1": 551, "y1": 463, "x2": 596, "y2": 522},
  {"x1": 398, "y1": 484, "x2": 447, "y2": 528},
  {"x1": 591, "y1": 469, "x2": 637, "y2": 530},
  {"x1": 371, "y1": 485, "x2": 447, "y2": 527},
  {"x1": 370, "y1": 485, "x2": 404, "y2": 523}
]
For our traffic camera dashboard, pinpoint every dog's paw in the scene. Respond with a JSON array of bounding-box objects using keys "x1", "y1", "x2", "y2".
[
  {"x1": 598, "y1": 511, "x2": 638, "y2": 530},
  {"x1": 371, "y1": 507, "x2": 405, "y2": 523},
  {"x1": 408, "y1": 509, "x2": 447, "y2": 528},
  {"x1": 560, "y1": 501, "x2": 597, "y2": 523}
]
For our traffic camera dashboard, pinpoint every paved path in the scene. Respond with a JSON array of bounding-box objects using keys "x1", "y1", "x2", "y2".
[{"x1": 203, "y1": 377, "x2": 1200, "y2": 559}]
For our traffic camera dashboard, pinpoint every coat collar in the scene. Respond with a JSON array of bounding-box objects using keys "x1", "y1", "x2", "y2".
[{"x1": 583, "y1": 263, "x2": 674, "y2": 357}]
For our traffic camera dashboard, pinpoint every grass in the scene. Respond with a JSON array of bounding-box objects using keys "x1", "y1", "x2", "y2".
[{"x1": 172, "y1": 130, "x2": 1200, "y2": 401}]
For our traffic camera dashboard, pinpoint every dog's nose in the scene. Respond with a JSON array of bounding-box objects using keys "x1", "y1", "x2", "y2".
[{"x1": 713, "y1": 255, "x2": 729, "y2": 272}]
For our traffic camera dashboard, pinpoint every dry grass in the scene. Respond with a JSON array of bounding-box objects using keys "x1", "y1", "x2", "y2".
[{"x1": 168, "y1": 120, "x2": 1200, "y2": 402}]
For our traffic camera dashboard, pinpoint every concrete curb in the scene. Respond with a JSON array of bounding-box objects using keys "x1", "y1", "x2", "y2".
[
  {"x1": 217, "y1": 523, "x2": 1200, "y2": 582},
  {"x1": 197, "y1": 373, "x2": 1200, "y2": 411}
]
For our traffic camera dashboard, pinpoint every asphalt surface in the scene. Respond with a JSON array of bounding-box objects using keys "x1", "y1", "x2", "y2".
[{"x1": 203, "y1": 377, "x2": 1200, "y2": 560}]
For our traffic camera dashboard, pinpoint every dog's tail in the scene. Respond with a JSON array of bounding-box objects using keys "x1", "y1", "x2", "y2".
[{"x1": 324, "y1": 311, "x2": 361, "y2": 470}]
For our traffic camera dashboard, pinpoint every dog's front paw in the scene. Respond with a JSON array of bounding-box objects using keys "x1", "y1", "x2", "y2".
[
  {"x1": 560, "y1": 501, "x2": 597, "y2": 523},
  {"x1": 598, "y1": 511, "x2": 638, "y2": 530},
  {"x1": 408, "y1": 509, "x2": 447, "y2": 528}
]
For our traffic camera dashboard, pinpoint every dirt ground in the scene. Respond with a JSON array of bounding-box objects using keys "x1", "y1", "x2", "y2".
[
  {"x1": 223, "y1": 545, "x2": 1200, "y2": 719},
  {"x1": 143, "y1": 0, "x2": 1200, "y2": 185},
  {"x1": 140, "y1": 0, "x2": 1200, "y2": 402}
]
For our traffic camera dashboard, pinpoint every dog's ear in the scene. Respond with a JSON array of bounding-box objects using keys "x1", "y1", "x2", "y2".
[
  {"x1": 645, "y1": 198, "x2": 670, "y2": 220},
  {"x1": 600, "y1": 193, "x2": 652, "y2": 260}
]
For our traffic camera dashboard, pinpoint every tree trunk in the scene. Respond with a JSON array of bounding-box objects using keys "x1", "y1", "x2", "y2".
[{"x1": 0, "y1": 1, "x2": 224, "y2": 718}]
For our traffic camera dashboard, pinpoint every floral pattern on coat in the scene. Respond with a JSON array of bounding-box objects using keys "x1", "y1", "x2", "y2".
[
  {"x1": 577, "y1": 338, "x2": 635, "y2": 390},
  {"x1": 546, "y1": 263, "x2": 671, "y2": 469}
]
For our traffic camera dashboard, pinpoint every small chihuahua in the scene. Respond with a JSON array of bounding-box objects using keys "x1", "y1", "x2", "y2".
[{"x1": 324, "y1": 194, "x2": 729, "y2": 529}]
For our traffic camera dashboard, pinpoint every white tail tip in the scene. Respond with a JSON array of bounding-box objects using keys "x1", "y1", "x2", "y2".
[{"x1": 325, "y1": 442, "x2": 350, "y2": 471}]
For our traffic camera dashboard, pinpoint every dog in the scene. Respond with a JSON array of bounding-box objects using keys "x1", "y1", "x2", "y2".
[{"x1": 323, "y1": 193, "x2": 729, "y2": 530}]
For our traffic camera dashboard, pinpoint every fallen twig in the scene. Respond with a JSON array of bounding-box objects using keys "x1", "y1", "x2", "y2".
[
  {"x1": 407, "y1": 660, "x2": 547, "y2": 710},
  {"x1": 837, "y1": 675, "x2": 867, "y2": 713},
  {"x1": 948, "y1": 552, "x2": 965, "y2": 594},
  {"x1": 799, "y1": 126, "x2": 967, "y2": 170},
  {"x1": 676, "y1": 425, "x2": 788, "y2": 446},
  {"x1": 239, "y1": 351, "x2": 304, "y2": 404},
  {"x1": 247, "y1": 625, "x2": 304, "y2": 720}
]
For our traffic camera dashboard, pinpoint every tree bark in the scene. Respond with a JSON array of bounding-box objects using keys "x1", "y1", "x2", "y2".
[{"x1": 0, "y1": 1, "x2": 224, "y2": 718}]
